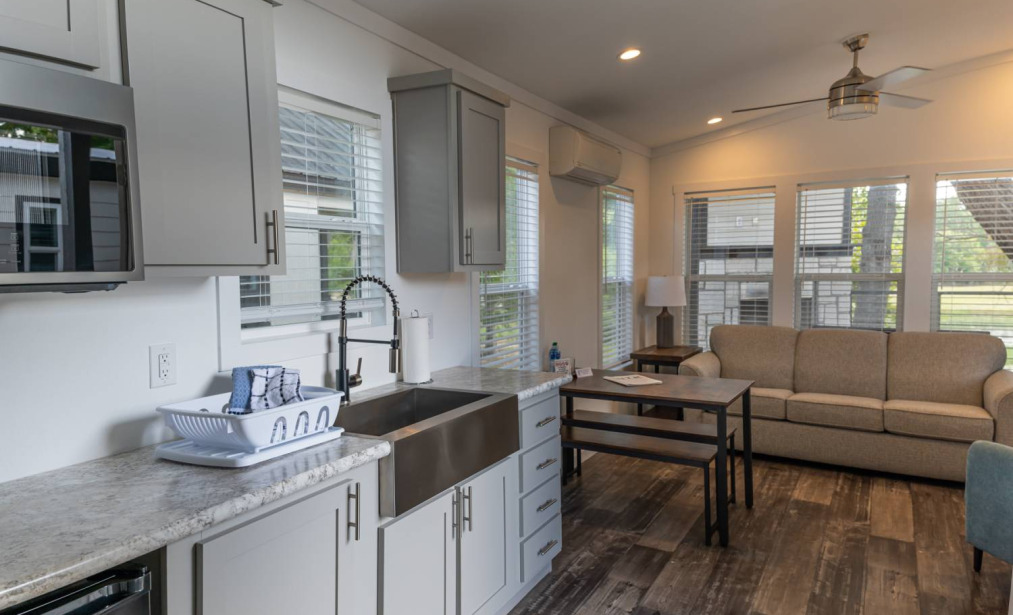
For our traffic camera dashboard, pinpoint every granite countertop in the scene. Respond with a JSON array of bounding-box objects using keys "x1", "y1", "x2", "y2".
[
  {"x1": 353, "y1": 365, "x2": 572, "y2": 403},
  {"x1": 0, "y1": 366, "x2": 568, "y2": 609}
]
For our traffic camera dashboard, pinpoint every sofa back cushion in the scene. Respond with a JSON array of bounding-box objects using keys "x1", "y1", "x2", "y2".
[
  {"x1": 794, "y1": 329, "x2": 888, "y2": 399},
  {"x1": 710, "y1": 325, "x2": 799, "y2": 390},
  {"x1": 887, "y1": 332, "x2": 1006, "y2": 406}
]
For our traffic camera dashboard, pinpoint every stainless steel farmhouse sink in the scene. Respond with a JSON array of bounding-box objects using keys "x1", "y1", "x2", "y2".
[{"x1": 336, "y1": 387, "x2": 519, "y2": 517}]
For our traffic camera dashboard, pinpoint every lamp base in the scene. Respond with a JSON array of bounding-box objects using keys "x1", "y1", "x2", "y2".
[{"x1": 656, "y1": 307, "x2": 675, "y2": 348}]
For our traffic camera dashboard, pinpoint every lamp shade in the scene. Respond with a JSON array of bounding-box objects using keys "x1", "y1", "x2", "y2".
[{"x1": 646, "y1": 276, "x2": 686, "y2": 307}]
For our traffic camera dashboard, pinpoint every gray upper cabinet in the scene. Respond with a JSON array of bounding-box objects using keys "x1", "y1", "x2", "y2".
[
  {"x1": 123, "y1": 0, "x2": 285, "y2": 275},
  {"x1": 0, "y1": 0, "x2": 102, "y2": 69},
  {"x1": 389, "y1": 70, "x2": 508, "y2": 273}
]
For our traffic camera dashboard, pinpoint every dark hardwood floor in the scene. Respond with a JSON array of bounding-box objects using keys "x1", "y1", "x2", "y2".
[{"x1": 510, "y1": 452, "x2": 1011, "y2": 615}]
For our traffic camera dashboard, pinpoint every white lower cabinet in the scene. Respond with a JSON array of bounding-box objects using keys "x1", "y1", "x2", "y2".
[
  {"x1": 379, "y1": 457, "x2": 519, "y2": 615},
  {"x1": 167, "y1": 461, "x2": 379, "y2": 615},
  {"x1": 379, "y1": 489, "x2": 457, "y2": 615}
]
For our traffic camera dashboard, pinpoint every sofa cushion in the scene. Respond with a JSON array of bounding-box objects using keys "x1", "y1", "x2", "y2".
[
  {"x1": 710, "y1": 325, "x2": 799, "y2": 390},
  {"x1": 884, "y1": 399, "x2": 995, "y2": 443},
  {"x1": 794, "y1": 329, "x2": 888, "y2": 399},
  {"x1": 728, "y1": 387, "x2": 792, "y2": 420},
  {"x1": 786, "y1": 392, "x2": 884, "y2": 432},
  {"x1": 887, "y1": 332, "x2": 1006, "y2": 406}
]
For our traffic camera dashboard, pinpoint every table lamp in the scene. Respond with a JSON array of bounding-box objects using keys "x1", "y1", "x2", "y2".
[{"x1": 646, "y1": 275, "x2": 686, "y2": 348}]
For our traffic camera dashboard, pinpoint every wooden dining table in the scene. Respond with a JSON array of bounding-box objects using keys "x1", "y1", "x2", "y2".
[{"x1": 558, "y1": 371, "x2": 754, "y2": 547}]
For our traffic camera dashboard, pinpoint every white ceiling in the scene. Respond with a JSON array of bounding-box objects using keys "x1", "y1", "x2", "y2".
[{"x1": 352, "y1": 0, "x2": 1013, "y2": 149}]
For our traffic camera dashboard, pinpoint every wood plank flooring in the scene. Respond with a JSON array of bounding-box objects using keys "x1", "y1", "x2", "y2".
[{"x1": 510, "y1": 453, "x2": 1011, "y2": 615}]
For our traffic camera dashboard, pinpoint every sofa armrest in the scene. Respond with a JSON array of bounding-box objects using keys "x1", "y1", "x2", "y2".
[
  {"x1": 679, "y1": 351, "x2": 721, "y2": 379},
  {"x1": 965, "y1": 441, "x2": 1013, "y2": 562},
  {"x1": 984, "y1": 370, "x2": 1013, "y2": 446}
]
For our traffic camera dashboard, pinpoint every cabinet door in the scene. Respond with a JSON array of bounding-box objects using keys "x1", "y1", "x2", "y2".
[
  {"x1": 0, "y1": 0, "x2": 101, "y2": 68},
  {"x1": 124, "y1": 0, "x2": 284, "y2": 272},
  {"x1": 457, "y1": 89, "x2": 505, "y2": 268},
  {"x1": 459, "y1": 458, "x2": 518, "y2": 615},
  {"x1": 196, "y1": 484, "x2": 343, "y2": 615},
  {"x1": 338, "y1": 465, "x2": 380, "y2": 615},
  {"x1": 379, "y1": 490, "x2": 457, "y2": 615}
]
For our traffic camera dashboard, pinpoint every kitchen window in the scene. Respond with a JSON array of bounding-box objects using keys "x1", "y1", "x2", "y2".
[
  {"x1": 601, "y1": 185, "x2": 634, "y2": 367},
  {"x1": 933, "y1": 171, "x2": 1013, "y2": 366},
  {"x1": 239, "y1": 89, "x2": 385, "y2": 330},
  {"x1": 683, "y1": 188, "x2": 775, "y2": 349},
  {"x1": 478, "y1": 158, "x2": 540, "y2": 370},
  {"x1": 795, "y1": 178, "x2": 908, "y2": 331}
]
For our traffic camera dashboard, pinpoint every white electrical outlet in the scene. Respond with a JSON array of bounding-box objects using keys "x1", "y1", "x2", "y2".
[{"x1": 149, "y1": 343, "x2": 177, "y2": 388}]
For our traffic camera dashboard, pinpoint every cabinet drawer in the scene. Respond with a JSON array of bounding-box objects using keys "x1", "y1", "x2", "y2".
[
  {"x1": 519, "y1": 436, "x2": 560, "y2": 493},
  {"x1": 520, "y1": 476, "x2": 561, "y2": 537},
  {"x1": 520, "y1": 396, "x2": 559, "y2": 449},
  {"x1": 520, "y1": 513, "x2": 562, "y2": 582}
]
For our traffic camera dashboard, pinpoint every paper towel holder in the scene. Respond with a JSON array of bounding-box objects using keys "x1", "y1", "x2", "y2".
[{"x1": 402, "y1": 309, "x2": 434, "y2": 385}]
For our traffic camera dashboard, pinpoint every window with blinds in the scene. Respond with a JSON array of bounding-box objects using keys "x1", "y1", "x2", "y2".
[
  {"x1": 601, "y1": 186, "x2": 635, "y2": 367},
  {"x1": 240, "y1": 89, "x2": 385, "y2": 329},
  {"x1": 683, "y1": 188, "x2": 775, "y2": 349},
  {"x1": 933, "y1": 171, "x2": 1013, "y2": 366},
  {"x1": 478, "y1": 158, "x2": 540, "y2": 370},
  {"x1": 795, "y1": 179, "x2": 907, "y2": 331}
]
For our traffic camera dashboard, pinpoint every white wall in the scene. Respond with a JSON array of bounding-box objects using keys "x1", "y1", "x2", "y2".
[
  {"x1": 0, "y1": 0, "x2": 650, "y2": 483},
  {"x1": 649, "y1": 55, "x2": 1013, "y2": 335}
]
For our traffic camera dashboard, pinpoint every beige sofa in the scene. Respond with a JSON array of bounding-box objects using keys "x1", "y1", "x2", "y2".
[{"x1": 679, "y1": 325, "x2": 1013, "y2": 481}]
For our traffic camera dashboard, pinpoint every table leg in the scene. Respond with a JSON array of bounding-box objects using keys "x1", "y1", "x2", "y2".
[
  {"x1": 715, "y1": 407, "x2": 730, "y2": 547},
  {"x1": 563, "y1": 396, "x2": 575, "y2": 481},
  {"x1": 636, "y1": 360, "x2": 644, "y2": 416},
  {"x1": 743, "y1": 389, "x2": 754, "y2": 509}
]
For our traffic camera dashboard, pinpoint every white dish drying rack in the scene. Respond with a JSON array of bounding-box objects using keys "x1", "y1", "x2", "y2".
[{"x1": 155, "y1": 386, "x2": 345, "y2": 467}]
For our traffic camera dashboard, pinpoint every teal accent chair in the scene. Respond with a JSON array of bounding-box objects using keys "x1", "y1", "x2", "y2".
[{"x1": 966, "y1": 440, "x2": 1013, "y2": 571}]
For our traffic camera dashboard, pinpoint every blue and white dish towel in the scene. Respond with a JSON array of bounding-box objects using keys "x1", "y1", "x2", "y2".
[{"x1": 228, "y1": 365, "x2": 305, "y2": 414}]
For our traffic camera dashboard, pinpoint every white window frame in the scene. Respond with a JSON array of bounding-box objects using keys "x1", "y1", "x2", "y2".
[
  {"x1": 794, "y1": 177, "x2": 909, "y2": 332},
  {"x1": 683, "y1": 187, "x2": 776, "y2": 349},
  {"x1": 600, "y1": 185, "x2": 635, "y2": 368},
  {"x1": 216, "y1": 87, "x2": 390, "y2": 371},
  {"x1": 477, "y1": 157, "x2": 540, "y2": 370}
]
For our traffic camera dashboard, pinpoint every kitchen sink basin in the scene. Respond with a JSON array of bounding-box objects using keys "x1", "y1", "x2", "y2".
[{"x1": 336, "y1": 387, "x2": 519, "y2": 517}]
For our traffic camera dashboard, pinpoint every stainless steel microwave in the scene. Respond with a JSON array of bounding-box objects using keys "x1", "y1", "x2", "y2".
[{"x1": 0, "y1": 59, "x2": 143, "y2": 292}]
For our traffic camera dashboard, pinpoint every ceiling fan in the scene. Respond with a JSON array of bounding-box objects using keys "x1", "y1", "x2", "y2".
[{"x1": 732, "y1": 34, "x2": 932, "y2": 120}]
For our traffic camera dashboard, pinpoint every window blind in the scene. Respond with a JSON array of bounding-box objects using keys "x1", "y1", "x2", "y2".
[
  {"x1": 478, "y1": 158, "x2": 540, "y2": 370},
  {"x1": 933, "y1": 171, "x2": 1013, "y2": 366},
  {"x1": 795, "y1": 179, "x2": 907, "y2": 331},
  {"x1": 240, "y1": 90, "x2": 385, "y2": 329},
  {"x1": 601, "y1": 186, "x2": 634, "y2": 367},
  {"x1": 684, "y1": 188, "x2": 775, "y2": 349}
]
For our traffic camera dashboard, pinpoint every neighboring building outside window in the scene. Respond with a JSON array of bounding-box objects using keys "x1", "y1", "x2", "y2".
[
  {"x1": 683, "y1": 188, "x2": 775, "y2": 349},
  {"x1": 795, "y1": 179, "x2": 908, "y2": 331},
  {"x1": 478, "y1": 158, "x2": 540, "y2": 370},
  {"x1": 601, "y1": 185, "x2": 634, "y2": 367},
  {"x1": 239, "y1": 89, "x2": 385, "y2": 330},
  {"x1": 933, "y1": 171, "x2": 1013, "y2": 366}
]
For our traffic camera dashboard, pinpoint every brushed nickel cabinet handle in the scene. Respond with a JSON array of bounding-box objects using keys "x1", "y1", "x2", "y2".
[
  {"x1": 535, "y1": 416, "x2": 557, "y2": 428},
  {"x1": 346, "y1": 482, "x2": 361, "y2": 541},
  {"x1": 267, "y1": 209, "x2": 280, "y2": 265},
  {"x1": 464, "y1": 227, "x2": 473, "y2": 264},
  {"x1": 452, "y1": 492, "x2": 458, "y2": 539},
  {"x1": 536, "y1": 458, "x2": 558, "y2": 471},
  {"x1": 537, "y1": 539, "x2": 558, "y2": 557},
  {"x1": 536, "y1": 498, "x2": 557, "y2": 513},
  {"x1": 462, "y1": 486, "x2": 473, "y2": 532}
]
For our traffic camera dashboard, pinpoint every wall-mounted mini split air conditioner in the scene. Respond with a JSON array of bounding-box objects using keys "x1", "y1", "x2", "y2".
[{"x1": 549, "y1": 125, "x2": 622, "y2": 186}]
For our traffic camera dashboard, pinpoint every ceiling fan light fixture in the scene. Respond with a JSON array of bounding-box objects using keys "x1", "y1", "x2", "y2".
[{"x1": 828, "y1": 100, "x2": 878, "y2": 120}]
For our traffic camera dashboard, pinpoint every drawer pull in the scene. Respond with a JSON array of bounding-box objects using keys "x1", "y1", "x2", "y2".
[
  {"x1": 535, "y1": 416, "x2": 557, "y2": 428},
  {"x1": 537, "y1": 539, "x2": 558, "y2": 557},
  {"x1": 536, "y1": 458, "x2": 558, "y2": 471},
  {"x1": 536, "y1": 498, "x2": 558, "y2": 513}
]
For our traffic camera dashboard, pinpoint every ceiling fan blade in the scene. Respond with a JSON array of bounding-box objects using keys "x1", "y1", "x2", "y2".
[
  {"x1": 879, "y1": 92, "x2": 932, "y2": 109},
  {"x1": 732, "y1": 97, "x2": 828, "y2": 114},
  {"x1": 860, "y1": 66, "x2": 930, "y2": 93}
]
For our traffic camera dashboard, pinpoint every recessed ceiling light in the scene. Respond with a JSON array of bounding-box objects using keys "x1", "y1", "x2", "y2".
[
  {"x1": 707, "y1": 117, "x2": 723, "y2": 125},
  {"x1": 618, "y1": 48, "x2": 641, "y2": 61}
]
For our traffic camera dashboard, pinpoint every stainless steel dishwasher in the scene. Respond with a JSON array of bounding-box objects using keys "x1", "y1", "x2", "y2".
[{"x1": 1, "y1": 566, "x2": 151, "y2": 615}]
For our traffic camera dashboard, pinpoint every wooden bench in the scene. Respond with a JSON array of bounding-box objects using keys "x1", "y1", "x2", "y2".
[
  {"x1": 562, "y1": 409, "x2": 737, "y2": 504},
  {"x1": 561, "y1": 426, "x2": 722, "y2": 545}
]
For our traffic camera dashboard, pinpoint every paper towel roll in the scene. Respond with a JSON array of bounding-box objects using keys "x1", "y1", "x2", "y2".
[{"x1": 401, "y1": 315, "x2": 431, "y2": 384}]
